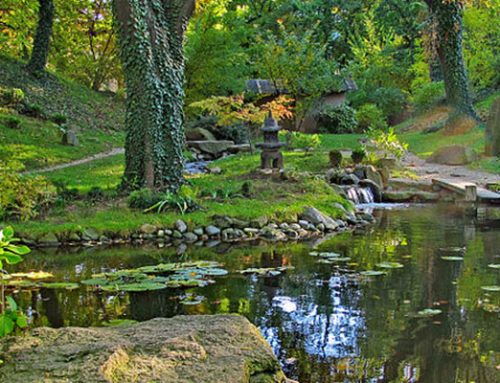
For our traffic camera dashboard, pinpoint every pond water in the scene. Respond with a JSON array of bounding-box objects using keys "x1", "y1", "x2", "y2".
[{"x1": 9, "y1": 205, "x2": 500, "y2": 382}]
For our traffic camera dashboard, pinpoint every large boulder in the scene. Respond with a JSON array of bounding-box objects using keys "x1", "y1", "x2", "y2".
[
  {"x1": 485, "y1": 98, "x2": 500, "y2": 156},
  {"x1": 187, "y1": 140, "x2": 235, "y2": 157},
  {"x1": 300, "y1": 207, "x2": 338, "y2": 231},
  {"x1": 185, "y1": 127, "x2": 217, "y2": 142},
  {"x1": 0, "y1": 315, "x2": 289, "y2": 383},
  {"x1": 426, "y1": 145, "x2": 477, "y2": 165}
]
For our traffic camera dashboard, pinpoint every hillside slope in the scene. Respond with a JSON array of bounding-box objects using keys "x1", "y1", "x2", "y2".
[{"x1": 0, "y1": 55, "x2": 125, "y2": 170}]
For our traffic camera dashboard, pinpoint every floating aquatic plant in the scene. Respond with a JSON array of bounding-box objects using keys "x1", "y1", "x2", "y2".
[
  {"x1": 239, "y1": 266, "x2": 294, "y2": 277},
  {"x1": 360, "y1": 270, "x2": 387, "y2": 277},
  {"x1": 481, "y1": 286, "x2": 500, "y2": 292},
  {"x1": 441, "y1": 256, "x2": 464, "y2": 261},
  {"x1": 82, "y1": 261, "x2": 228, "y2": 292},
  {"x1": 416, "y1": 308, "x2": 442, "y2": 318},
  {"x1": 376, "y1": 262, "x2": 404, "y2": 269},
  {"x1": 41, "y1": 282, "x2": 80, "y2": 290}
]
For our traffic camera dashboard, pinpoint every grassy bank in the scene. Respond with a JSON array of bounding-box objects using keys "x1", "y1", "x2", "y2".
[{"x1": 9, "y1": 150, "x2": 352, "y2": 238}]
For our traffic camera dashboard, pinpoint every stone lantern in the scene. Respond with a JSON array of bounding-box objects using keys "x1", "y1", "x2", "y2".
[{"x1": 257, "y1": 112, "x2": 286, "y2": 170}]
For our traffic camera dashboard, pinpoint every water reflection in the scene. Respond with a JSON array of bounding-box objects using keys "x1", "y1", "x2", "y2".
[{"x1": 10, "y1": 205, "x2": 500, "y2": 382}]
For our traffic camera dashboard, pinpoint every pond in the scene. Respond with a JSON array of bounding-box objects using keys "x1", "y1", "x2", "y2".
[{"x1": 8, "y1": 205, "x2": 500, "y2": 382}]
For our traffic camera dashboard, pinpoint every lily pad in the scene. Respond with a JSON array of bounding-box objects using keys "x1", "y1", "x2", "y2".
[
  {"x1": 101, "y1": 282, "x2": 167, "y2": 292},
  {"x1": 2, "y1": 280, "x2": 38, "y2": 288},
  {"x1": 488, "y1": 264, "x2": 500, "y2": 270},
  {"x1": 41, "y1": 282, "x2": 80, "y2": 290},
  {"x1": 360, "y1": 270, "x2": 387, "y2": 277},
  {"x1": 317, "y1": 257, "x2": 351, "y2": 264},
  {"x1": 481, "y1": 286, "x2": 500, "y2": 292},
  {"x1": 180, "y1": 294, "x2": 205, "y2": 306},
  {"x1": 376, "y1": 262, "x2": 404, "y2": 269},
  {"x1": 439, "y1": 247, "x2": 466, "y2": 253},
  {"x1": 441, "y1": 256, "x2": 464, "y2": 261},
  {"x1": 416, "y1": 308, "x2": 442, "y2": 318},
  {"x1": 318, "y1": 252, "x2": 342, "y2": 258},
  {"x1": 10, "y1": 271, "x2": 54, "y2": 280}
]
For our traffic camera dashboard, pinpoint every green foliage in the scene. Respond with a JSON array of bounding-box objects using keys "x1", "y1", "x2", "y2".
[
  {"x1": 356, "y1": 104, "x2": 387, "y2": 131},
  {"x1": 412, "y1": 81, "x2": 446, "y2": 113},
  {"x1": 129, "y1": 186, "x2": 200, "y2": 215},
  {"x1": 318, "y1": 104, "x2": 358, "y2": 134},
  {"x1": 185, "y1": 0, "x2": 248, "y2": 103},
  {"x1": 0, "y1": 87, "x2": 25, "y2": 107},
  {"x1": 49, "y1": 112, "x2": 67, "y2": 125},
  {"x1": 463, "y1": 4, "x2": 500, "y2": 90},
  {"x1": 369, "y1": 128, "x2": 408, "y2": 160},
  {"x1": 351, "y1": 147, "x2": 367, "y2": 164},
  {"x1": 16, "y1": 102, "x2": 45, "y2": 119},
  {"x1": 217, "y1": 124, "x2": 249, "y2": 145},
  {"x1": 1, "y1": 115, "x2": 22, "y2": 129},
  {"x1": 329, "y1": 150, "x2": 343, "y2": 168},
  {"x1": 280, "y1": 131, "x2": 321, "y2": 151},
  {"x1": 0, "y1": 161, "x2": 57, "y2": 220},
  {"x1": 0, "y1": 226, "x2": 30, "y2": 338}
]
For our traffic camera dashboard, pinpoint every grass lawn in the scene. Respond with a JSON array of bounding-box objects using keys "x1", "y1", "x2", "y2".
[
  {"x1": 0, "y1": 113, "x2": 125, "y2": 170},
  {"x1": 11, "y1": 150, "x2": 353, "y2": 238}
]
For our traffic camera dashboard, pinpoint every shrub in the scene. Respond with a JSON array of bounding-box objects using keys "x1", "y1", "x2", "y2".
[
  {"x1": 351, "y1": 147, "x2": 367, "y2": 164},
  {"x1": 373, "y1": 87, "x2": 407, "y2": 119},
  {"x1": 317, "y1": 104, "x2": 358, "y2": 134},
  {"x1": 87, "y1": 186, "x2": 105, "y2": 202},
  {"x1": 329, "y1": 150, "x2": 343, "y2": 167},
  {"x1": 128, "y1": 186, "x2": 200, "y2": 215},
  {"x1": 16, "y1": 102, "x2": 45, "y2": 119},
  {"x1": 412, "y1": 81, "x2": 446, "y2": 112},
  {"x1": 280, "y1": 131, "x2": 321, "y2": 151},
  {"x1": 186, "y1": 115, "x2": 218, "y2": 131},
  {"x1": 128, "y1": 188, "x2": 164, "y2": 210},
  {"x1": 368, "y1": 128, "x2": 408, "y2": 160},
  {"x1": 50, "y1": 113, "x2": 68, "y2": 125},
  {"x1": 217, "y1": 124, "x2": 249, "y2": 144},
  {"x1": 356, "y1": 104, "x2": 387, "y2": 131},
  {"x1": 0, "y1": 87, "x2": 25, "y2": 107},
  {"x1": 0, "y1": 162, "x2": 57, "y2": 220},
  {"x1": 1, "y1": 115, "x2": 22, "y2": 129}
]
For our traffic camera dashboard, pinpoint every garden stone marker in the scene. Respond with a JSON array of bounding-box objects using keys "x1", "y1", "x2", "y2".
[
  {"x1": 62, "y1": 129, "x2": 79, "y2": 146},
  {"x1": 485, "y1": 98, "x2": 500, "y2": 156}
]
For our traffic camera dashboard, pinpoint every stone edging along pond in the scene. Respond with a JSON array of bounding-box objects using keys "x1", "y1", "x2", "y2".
[{"x1": 22, "y1": 205, "x2": 375, "y2": 249}]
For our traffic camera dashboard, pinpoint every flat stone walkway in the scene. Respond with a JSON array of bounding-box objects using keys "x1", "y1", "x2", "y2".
[{"x1": 402, "y1": 152, "x2": 499, "y2": 186}]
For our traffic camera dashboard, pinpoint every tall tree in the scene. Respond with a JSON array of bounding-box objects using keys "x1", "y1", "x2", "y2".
[
  {"x1": 424, "y1": 0, "x2": 475, "y2": 116},
  {"x1": 113, "y1": 0, "x2": 195, "y2": 191},
  {"x1": 27, "y1": 0, "x2": 55, "y2": 74}
]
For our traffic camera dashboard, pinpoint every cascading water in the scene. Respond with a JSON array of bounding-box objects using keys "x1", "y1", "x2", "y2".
[{"x1": 346, "y1": 186, "x2": 375, "y2": 204}]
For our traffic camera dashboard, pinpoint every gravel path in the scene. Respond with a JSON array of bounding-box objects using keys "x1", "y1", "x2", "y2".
[
  {"x1": 402, "y1": 152, "x2": 499, "y2": 186},
  {"x1": 25, "y1": 148, "x2": 124, "y2": 174}
]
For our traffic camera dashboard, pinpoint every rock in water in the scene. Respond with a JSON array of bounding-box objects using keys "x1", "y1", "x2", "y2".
[
  {"x1": 485, "y1": 98, "x2": 500, "y2": 156},
  {"x1": 0, "y1": 315, "x2": 288, "y2": 383},
  {"x1": 300, "y1": 206, "x2": 338, "y2": 231},
  {"x1": 426, "y1": 145, "x2": 477, "y2": 165}
]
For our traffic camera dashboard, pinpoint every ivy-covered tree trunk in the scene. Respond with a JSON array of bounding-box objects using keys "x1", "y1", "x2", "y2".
[
  {"x1": 27, "y1": 0, "x2": 55, "y2": 74},
  {"x1": 113, "y1": 0, "x2": 195, "y2": 191},
  {"x1": 425, "y1": 0, "x2": 475, "y2": 116}
]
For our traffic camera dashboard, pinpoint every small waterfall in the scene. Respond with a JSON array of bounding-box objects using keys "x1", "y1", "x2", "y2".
[{"x1": 346, "y1": 186, "x2": 375, "y2": 204}]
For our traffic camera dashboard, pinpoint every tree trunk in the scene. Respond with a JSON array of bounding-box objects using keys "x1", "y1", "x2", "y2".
[
  {"x1": 113, "y1": 0, "x2": 195, "y2": 192},
  {"x1": 425, "y1": 0, "x2": 475, "y2": 117},
  {"x1": 27, "y1": 0, "x2": 54, "y2": 74}
]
